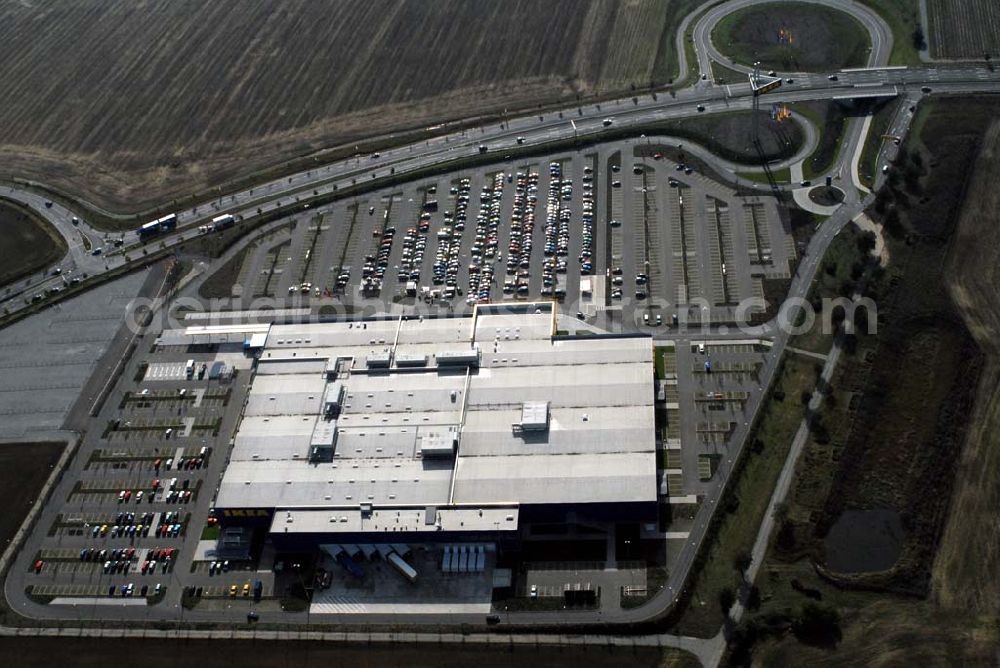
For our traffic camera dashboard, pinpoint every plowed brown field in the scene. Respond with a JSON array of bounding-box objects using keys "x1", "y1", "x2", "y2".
[{"x1": 0, "y1": 0, "x2": 695, "y2": 213}]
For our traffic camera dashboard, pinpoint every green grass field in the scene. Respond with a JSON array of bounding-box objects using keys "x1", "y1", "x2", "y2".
[
  {"x1": 713, "y1": 2, "x2": 870, "y2": 72},
  {"x1": 735, "y1": 167, "x2": 791, "y2": 184},
  {"x1": 657, "y1": 110, "x2": 806, "y2": 164},
  {"x1": 709, "y1": 61, "x2": 748, "y2": 85},
  {"x1": 198, "y1": 247, "x2": 250, "y2": 300},
  {"x1": 792, "y1": 100, "x2": 848, "y2": 180},
  {"x1": 856, "y1": 0, "x2": 923, "y2": 65},
  {"x1": 858, "y1": 98, "x2": 903, "y2": 188},
  {"x1": 790, "y1": 223, "x2": 868, "y2": 354},
  {"x1": 0, "y1": 199, "x2": 67, "y2": 289}
]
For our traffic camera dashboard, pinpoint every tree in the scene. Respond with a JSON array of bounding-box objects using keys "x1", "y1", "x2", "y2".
[
  {"x1": 856, "y1": 231, "x2": 876, "y2": 255},
  {"x1": 873, "y1": 188, "x2": 890, "y2": 214},
  {"x1": 854, "y1": 306, "x2": 870, "y2": 333},
  {"x1": 850, "y1": 262, "x2": 864, "y2": 281},
  {"x1": 808, "y1": 416, "x2": 831, "y2": 444},
  {"x1": 883, "y1": 206, "x2": 904, "y2": 238},
  {"x1": 843, "y1": 333, "x2": 858, "y2": 355},
  {"x1": 746, "y1": 585, "x2": 762, "y2": 612},
  {"x1": 886, "y1": 168, "x2": 901, "y2": 188},
  {"x1": 792, "y1": 603, "x2": 842, "y2": 647},
  {"x1": 719, "y1": 587, "x2": 736, "y2": 614},
  {"x1": 912, "y1": 24, "x2": 926, "y2": 51},
  {"x1": 733, "y1": 549, "x2": 753, "y2": 575},
  {"x1": 777, "y1": 518, "x2": 797, "y2": 552},
  {"x1": 894, "y1": 146, "x2": 908, "y2": 166}
]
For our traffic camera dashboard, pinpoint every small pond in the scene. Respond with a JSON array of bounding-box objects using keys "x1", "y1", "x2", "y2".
[{"x1": 824, "y1": 508, "x2": 903, "y2": 573}]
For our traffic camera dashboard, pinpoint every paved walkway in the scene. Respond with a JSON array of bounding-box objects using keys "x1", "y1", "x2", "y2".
[
  {"x1": 310, "y1": 599, "x2": 492, "y2": 615},
  {"x1": 853, "y1": 212, "x2": 889, "y2": 265},
  {"x1": 851, "y1": 113, "x2": 874, "y2": 195},
  {"x1": 50, "y1": 597, "x2": 146, "y2": 607},
  {"x1": 786, "y1": 346, "x2": 828, "y2": 361}
]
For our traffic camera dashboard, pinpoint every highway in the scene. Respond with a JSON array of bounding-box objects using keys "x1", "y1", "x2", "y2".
[
  {"x1": 0, "y1": 186, "x2": 121, "y2": 308},
  {"x1": 6, "y1": 67, "x2": 1000, "y2": 320},
  {"x1": 3, "y1": 0, "x2": 1000, "y2": 663}
]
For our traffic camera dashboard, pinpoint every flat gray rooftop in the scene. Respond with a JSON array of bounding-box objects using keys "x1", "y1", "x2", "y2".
[{"x1": 214, "y1": 307, "x2": 657, "y2": 520}]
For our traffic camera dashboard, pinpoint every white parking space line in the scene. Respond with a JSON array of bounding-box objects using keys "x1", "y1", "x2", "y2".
[{"x1": 144, "y1": 362, "x2": 187, "y2": 381}]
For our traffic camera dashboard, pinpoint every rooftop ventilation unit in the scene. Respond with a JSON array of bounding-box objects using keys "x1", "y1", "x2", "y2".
[
  {"x1": 395, "y1": 352, "x2": 429, "y2": 367},
  {"x1": 517, "y1": 401, "x2": 549, "y2": 432},
  {"x1": 324, "y1": 382, "x2": 345, "y2": 418},
  {"x1": 366, "y1": 350, "x2": 392, "y2": 368},
  {"x1": 436, "y1": 348, "x2": 480, "y2": 367},
  {"x1": 419, "y1": 425, "x2": 460, "y2": 458}
]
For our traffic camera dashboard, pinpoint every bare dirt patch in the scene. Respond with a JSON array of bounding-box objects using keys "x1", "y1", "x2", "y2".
[
  {"x1": 0, "y1": 442, "x2": 65, "y2": 549},
  {"x1": 927, "y1": 0, "x2": 1000, "y2": 59},
  {"x1": 0, "y1": 199, "x2": 67, "y2": 289},
  {"x1": 932, "y1": 119, "x2": 1000, "y2": 616},
  {"x1": 0, "y1": 637, "x2": 681, "y2": 668}
]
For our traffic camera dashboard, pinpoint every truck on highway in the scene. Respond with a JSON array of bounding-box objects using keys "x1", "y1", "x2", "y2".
[
  {"x1": 137, "y1": 213, "x2": 178, "y2": 241},
  {"x1": 387, "y1": 551, "x2": 417, "y2": 583},
  {"x1": 137, "y1": 221, "x2": 161, "y2": 240},
  {"x1": 211, "y1": 214, "x2": 235, "y2": 231}
]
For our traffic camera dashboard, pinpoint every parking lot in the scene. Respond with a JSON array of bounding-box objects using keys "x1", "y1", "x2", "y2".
[
  {"x1": 0, "y1": 270, "x2": 148, "y2": 438},
  {"x1": 219, "y1": 140, "x2": 794, "y2": 330},
  {"x1": 15, "y1": 334, "x2": 256, "y2": 612},
  {"x1": 670, "y1": 339, "x2": 771, "y2": 496},
  {"x1": 9, "y1": 138, "x2": 796, "y2": 622}
]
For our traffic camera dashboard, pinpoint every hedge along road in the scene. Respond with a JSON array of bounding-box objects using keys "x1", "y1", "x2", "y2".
[{"x1": 692, "y1": 0, "x2": 893, "y2": 78}]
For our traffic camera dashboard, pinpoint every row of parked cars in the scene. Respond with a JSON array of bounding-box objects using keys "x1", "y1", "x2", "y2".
[
  {"x1": 89, "y1": 510, "x2": 184, "y2": 540},
  {"x1": 540, "y1": 162, "x2": 571, "y2": 299},
  {"x1": 361, "y1": 220, "x2": 395, "y2": 295},
  {"x1": 109, "y1": 582, "x2": 161, "y2": 598},
  {"x1": 431, "y1": 178, "x2": 471, "y2": 299},
  {"x1": 81, "y1": 546, "x2": 134, "y2": 562},
  {"x1": 397, "y1": 213, "x2": 429, "y2": 283},
  {"x1": 502, "y1": 170, "x2": 539, "y2": 298},
  {"x1": 466, "y1": 173, "x2": 505, "y2": 305},
  {"x1": 184, "y1": 579, "x2": 261, "y2": 600},
  {"x1": 92, "y1": 521, "x2": 144, "y2": 539},
  {"x1": 579, "y1": 166, "x2": 595, "y2": 273},
  {"x1": 92, "y1": 546, "x2": 176, "y2": 575},
  {"x1": 208, "y1": 559, "x2": 233, "y2": 575}
]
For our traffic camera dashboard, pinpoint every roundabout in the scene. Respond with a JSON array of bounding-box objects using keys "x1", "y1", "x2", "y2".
[
  {"x1": 711, "y1": 1, "x2": 872, "y2": 72},
  {"x1": 691, "y1": 0, "x2": 894, "y2": 77},
  {"x1": 807, "y1": 184, "x2": 846, "y2": 206}
]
